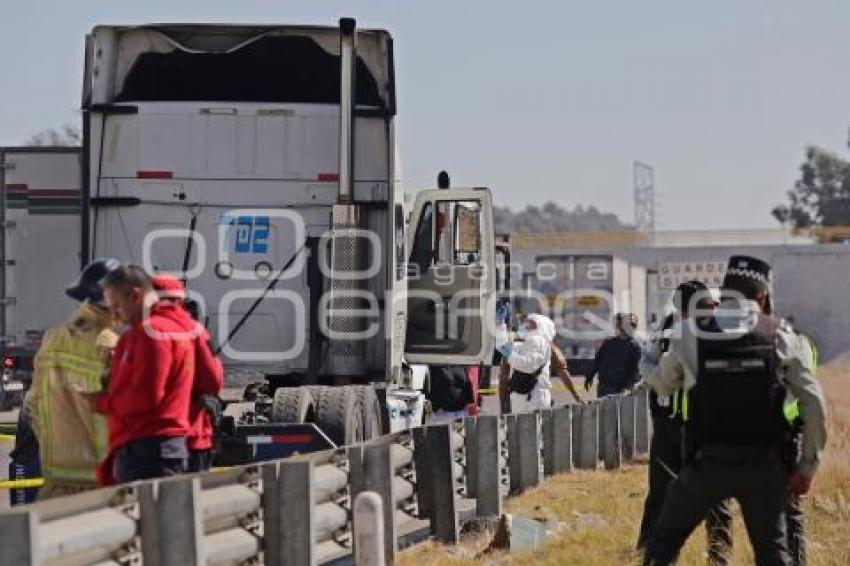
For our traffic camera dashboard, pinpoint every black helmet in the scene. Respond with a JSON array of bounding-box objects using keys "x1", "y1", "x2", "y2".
[{"x1": 66, "y1": 258, "x2": 122, "y2": 305}]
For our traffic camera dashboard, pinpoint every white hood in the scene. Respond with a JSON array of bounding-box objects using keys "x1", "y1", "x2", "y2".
[{"x1": 525, "y1": 313, "x2": 556, "y2": 343}]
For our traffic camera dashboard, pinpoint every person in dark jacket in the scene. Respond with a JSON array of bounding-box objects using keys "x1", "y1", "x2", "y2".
[
  {"x1": 585, "y1": 313, "x2": 641, "y2": 397},
  {"x1": 426, "y1": 366, "x2": 474, "y2": 413}
]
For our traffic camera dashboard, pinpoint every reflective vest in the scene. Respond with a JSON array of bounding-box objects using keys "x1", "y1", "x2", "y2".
[
  {"x1": 799, "y1": 332, "x2": 818, "y2": 370},
  {"x1": 784, "y1": 400, "x2": 800, "y2": 425},
  {"x1": 671, "y1": 390, "x2": 690, "y2": 422},
  {"x1": 782, "y1": 331, "x2": 817, "y2": 426},
  {"x1": 28, "y1": 304, "x2": 117, "y2": 485}
]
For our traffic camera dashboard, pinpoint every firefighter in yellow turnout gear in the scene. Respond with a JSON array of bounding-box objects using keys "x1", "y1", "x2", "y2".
[{"x1": 26, "y1": 259, "x2": 121, "y2": 499}]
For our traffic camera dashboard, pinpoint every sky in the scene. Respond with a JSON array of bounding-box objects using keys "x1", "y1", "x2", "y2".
[{"x1": 3, "y1": 0, "x2": 850, "y2": 230}]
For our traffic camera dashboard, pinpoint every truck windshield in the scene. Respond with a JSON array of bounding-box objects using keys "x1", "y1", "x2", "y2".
[{"x1": 116, "y1": 35, "x2": 383, "y2": 106}]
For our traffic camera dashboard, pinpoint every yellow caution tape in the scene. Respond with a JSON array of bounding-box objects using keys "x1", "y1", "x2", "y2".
[
  {"x1": 0, "y1": 469, "x2": 232, "y2": 488},
  {"x1": 0, "y1": 478, "x2": 44, "y2": 489},
  {"x1": 479, "y1": 384, "x2": 579, "y2": 394}
]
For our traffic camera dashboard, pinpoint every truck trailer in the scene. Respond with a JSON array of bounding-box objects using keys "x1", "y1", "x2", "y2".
[
  {"x1": 0, "y1": 146, "x2": 83, "y2": 408},
  {"x1": 517, "y1": 254, "x2": 646, "y2": 376}
]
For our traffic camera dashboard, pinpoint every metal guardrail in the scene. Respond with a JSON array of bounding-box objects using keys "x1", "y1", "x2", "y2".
[{"x1": 0, "y1": 389, "x2": 651, "y2": 565}]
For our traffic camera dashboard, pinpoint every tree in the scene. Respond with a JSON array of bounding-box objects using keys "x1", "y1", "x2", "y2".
[
  {"x1": 26, "y1": 123, "x2": 81, "y2": 147},
  {"x1": 773, "y1": 146, "x2": 850, "y2": 228},
  {"x1": 494, "y1": 201, "x2": 631, "y2": 234}
]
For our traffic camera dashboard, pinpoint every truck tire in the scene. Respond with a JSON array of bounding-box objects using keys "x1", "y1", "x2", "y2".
[
  {"x1": 271, "y1": 387, "x2": 316, "y2": 424},
  {"x1": 313, "y1": 387, "x2": 363, "y2": 447},
  {"x1": 353, "y1": 385, "x2": 383, "y2": 440}
]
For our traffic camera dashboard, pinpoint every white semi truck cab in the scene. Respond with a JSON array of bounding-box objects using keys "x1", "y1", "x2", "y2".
[{"x1": 81, "y1": 19, "x2": 497, "y2": 459}]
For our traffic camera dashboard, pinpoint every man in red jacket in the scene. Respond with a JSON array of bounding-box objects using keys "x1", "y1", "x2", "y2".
[
  {"x1": 92, "y1": 265, "x2": 196, "y2": 483},
  {"x1": 151, "y1": 274, "x2": 224, "y2": 472}
]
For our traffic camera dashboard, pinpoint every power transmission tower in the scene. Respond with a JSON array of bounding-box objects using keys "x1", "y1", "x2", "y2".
[{"x1": 633, "y1": 161, "x2": 655, "y2": 233}]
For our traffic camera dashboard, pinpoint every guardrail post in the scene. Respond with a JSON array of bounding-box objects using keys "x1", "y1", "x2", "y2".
[
  {"x1": 411, "y1": 428, "x2": 433, "y2": 522},
  {"x1": 619, "y1": 392, "x2": 637, "y2": 462},
  {"x1": 541, "y1": 409, "x2": 554, "y2": 477},
  {"x1": 573, "y1": 402, "x2": 599, "y2": 470},
  {"x1": 349, "y1": 444, "x2": 366, "y2": 499},
  {"x1": 353, "y1": 491, "x2": 386, "y2": 566},
  {"x1": 263, "y1": 459, "x2": 315, "y2": 566},
  {"x1": 363, "y1": 438, "x2": 398, "y2": 562},
  {"x1": 571, "y1": 404, "x2": 580, "y2": 469},
  {"x1": 436, "y1": 424, "x2": 461, "y2": 543},
  {"x1": 412, "y1": 424, "x2": 459, "y2": 543},
  {"x1": 139, "y1": 476, "x2": 204, "y2": 566},
  {"x1": 635, "y1": 388, "x2": 651, "y2": 455},
  {"x1": 508, "y1": 412, "x2": 541, "y2": 494},
  {"x1": 0, "y1": 509, "x2": 38, "y2": 565},
  {"x1": 600, "y1": 396, "x2": 622, "y2": 470},
  {"x1": 474, "y1": 415, "x2": 502, "y2": 517},
  {"x1": 543, "y1": 405, "x2": 572, "y2": 475},
  {"x1": 464, "y1": 417, "x2": 477, "y2": 499}
]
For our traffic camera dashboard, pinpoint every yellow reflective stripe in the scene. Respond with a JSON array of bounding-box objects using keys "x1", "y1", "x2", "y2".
[
  {"x1": 87, "y1": 371, "x2": 108, "y2": 458},
  {"x1": 0, "y1": 478, "x2": 45, "y2": 489},
  {"x1": 784, "y1": 400, "x2": 800, "y2": 424},
  {"x1": 38, "y1": 361, "x2": 54, "y2": 471},
  {"x1": 42, "y1": 465, "x2": 97, "y2": 482},
  {"x1": 670, "y1": 391, "x2": 688, "y2": 420},
  {"x1": 795, "y1": 332, "x2": 819, "y2": 371},
  {"x1": 93, "y1": 412, "x2": 108, "y2": 461},
  {"x1": 38, "y1": 351, "x2": 103, "y2": 378}
]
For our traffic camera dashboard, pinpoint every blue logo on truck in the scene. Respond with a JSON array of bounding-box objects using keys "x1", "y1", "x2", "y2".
[{"x1": 224, "y1": 215, "x2": 270, "y2": 254}]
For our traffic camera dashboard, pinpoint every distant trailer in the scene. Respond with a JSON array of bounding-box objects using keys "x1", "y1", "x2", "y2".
[
  {"x1": 0, "y1": 146, "x2": 82, "y2": 405},
  {"x1": 517, "y1": 254, "x2": 646, "y2": 377}
]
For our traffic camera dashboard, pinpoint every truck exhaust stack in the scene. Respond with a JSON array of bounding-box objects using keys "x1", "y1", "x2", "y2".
[{"x1": 327, "y1": 17, "x2": 367, "y2": 377}]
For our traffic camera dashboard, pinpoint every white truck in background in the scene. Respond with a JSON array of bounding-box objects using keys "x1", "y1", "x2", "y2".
[
  {"x1": 517, "y1": 254, "x2": 646, "y2": 376},
  {"x1": 82, "y1": 19, "x2": 497, "y2": 461},
  {"x1": 0, "y1": 147, "x2": 83, "y2": 407}
]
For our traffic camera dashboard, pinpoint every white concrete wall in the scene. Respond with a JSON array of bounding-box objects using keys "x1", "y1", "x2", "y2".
[{"x1": 511, "y1": 242, "x2": 850, "y2": 361}]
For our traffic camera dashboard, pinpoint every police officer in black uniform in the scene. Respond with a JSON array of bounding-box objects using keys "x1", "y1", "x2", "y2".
[
  {"x1": 643, "y1": 256, "x2": 827, "y2": 566},
  {"x1": 637, "y1": 280, "x2": 733, "y2": 564}
]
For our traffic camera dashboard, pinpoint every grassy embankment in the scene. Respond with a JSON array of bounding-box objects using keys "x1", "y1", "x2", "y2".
[{"x1": 400, "y1": 360, "x2": 850, "y2": 565}]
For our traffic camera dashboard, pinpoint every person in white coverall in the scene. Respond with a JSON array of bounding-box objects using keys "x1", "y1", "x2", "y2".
[{"x1": 497, "y1": 313, "x2": 556, "y2": 413}]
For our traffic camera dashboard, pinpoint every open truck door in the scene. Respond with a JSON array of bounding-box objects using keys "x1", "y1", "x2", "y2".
[{"x1": 404, "y1": 187, "x2": 496, "y2": 365}]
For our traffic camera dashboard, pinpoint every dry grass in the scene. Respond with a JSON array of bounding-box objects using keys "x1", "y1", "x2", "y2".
[{"x1": 400, "y1": 359, "x2": 850, "y2": 566}]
